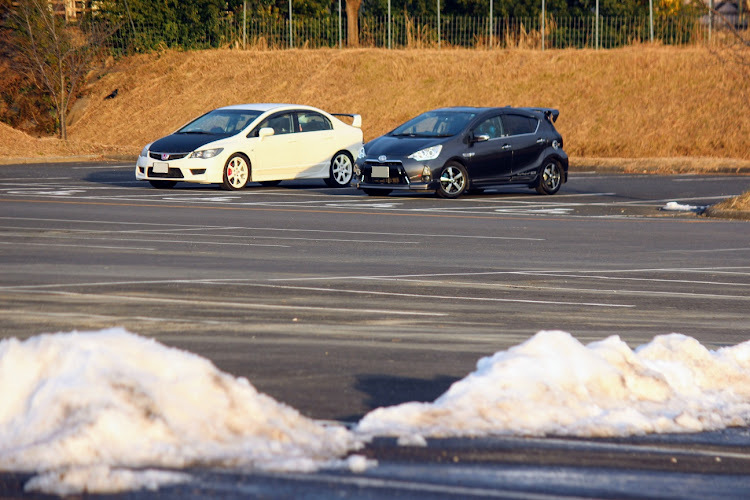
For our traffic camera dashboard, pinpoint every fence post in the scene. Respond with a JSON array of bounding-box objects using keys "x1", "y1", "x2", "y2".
[
  {"x1": 649, "y1": 0, "x2": 654, "y2": 42},
  {"x1": 541, "y1": 0, "x2": 545, "y2": 50},
  {"x1": 437, "y1": 0, "x2": 441, "y2": 48},
  {"x1": 288, "y1": 0, "x2": 293, "y2": 48},
  {"x1": 595, "y1": 0, "x2": 599, "y2": 49},
  {"x1": 388, "y1": 0, "x2": 392, "y2": 48},
  {"x1": 489, "y1": 0, "x2": 494, "y2": 48}
]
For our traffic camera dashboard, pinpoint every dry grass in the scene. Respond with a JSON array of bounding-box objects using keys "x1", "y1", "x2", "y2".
[
  {"x1": 712, "y1": 191, "x2": 750, "y2": 211},
  {"x1": 2, "y1": 46, "x2": 749, "y2": 167}
]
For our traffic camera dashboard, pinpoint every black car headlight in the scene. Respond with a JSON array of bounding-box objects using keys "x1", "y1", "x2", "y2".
[{"x1": 408, "y1": 145, "x2": 442, "y2": 161}]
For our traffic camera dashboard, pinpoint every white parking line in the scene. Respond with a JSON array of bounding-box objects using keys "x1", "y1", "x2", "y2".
[
  {"x1": 0, "y1": 217, "x2": 545, "y2": 241},
  {"x1": 270, "y1": 267, "x2": 750, "y2": 287},
  {"x1": 71, "y1": 165, "x2": 133, "y2": 169},
  {"x1": 3, "y1": 289, "x2": 446, "y2": 317},
  {"x1": 212, "y1": 282, "x2": 634, "y2": 308},
  {"x1": 0, "y1": 241, "x2": 156, "y2": 251},
  {"x1": 513, "y1": 271, "x2": 750, "y2": 288}
]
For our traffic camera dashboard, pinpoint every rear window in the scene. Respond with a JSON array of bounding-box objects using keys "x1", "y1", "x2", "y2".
[{"x1": 501, "y1": 114, "x2": 538, "y2": 136}]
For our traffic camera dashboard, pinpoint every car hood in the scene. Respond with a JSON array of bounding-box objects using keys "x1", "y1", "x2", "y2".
[
  {"x1": 364, "y1": 135, "x2": 447, "y2": 159},
  {"x1": 150, "y1": 133, "x2": 230, "y2": 154}
]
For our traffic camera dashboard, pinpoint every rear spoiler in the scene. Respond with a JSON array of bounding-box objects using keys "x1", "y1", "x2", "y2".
[
  {"x1": 520, "y1": 107, "x2": 559, "y2": 123},
  {"x1": 332, "y1": 113, "x2": 362, "y2": 128}
]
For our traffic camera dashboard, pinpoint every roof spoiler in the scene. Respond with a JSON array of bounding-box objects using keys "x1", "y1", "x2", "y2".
[
  {"x1": 521, "y1": 107, "x2": 559, "y2": 123},
  {"x1": 332, "y1": 113, "x2": 362, "y2": 128}
]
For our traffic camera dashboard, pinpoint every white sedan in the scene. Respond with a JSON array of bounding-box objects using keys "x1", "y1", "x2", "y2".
[{"x1": 135, "y1": 103, "x2": 363, "y2": 190}]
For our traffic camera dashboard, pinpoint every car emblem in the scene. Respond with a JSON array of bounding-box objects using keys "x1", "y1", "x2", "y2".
[
  {"x1": 161, "y1": 153, "x2": 170, "y2": 161},
  {"x1": 378, "y1": 155, "x2": 387, "y2": 162}
]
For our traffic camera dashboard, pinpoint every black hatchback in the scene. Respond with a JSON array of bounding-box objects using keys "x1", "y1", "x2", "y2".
[{"x1": 353, "y1": 106, "x2": 568, "y2": 198}]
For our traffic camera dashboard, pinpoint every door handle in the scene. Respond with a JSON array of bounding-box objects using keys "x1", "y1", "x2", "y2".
[
  {"x1": 501, "y1": 144, "x2": 512, "y2": 150},
  {"x1": 536, "y1": 138, "x2": 546, "y2": 144}
]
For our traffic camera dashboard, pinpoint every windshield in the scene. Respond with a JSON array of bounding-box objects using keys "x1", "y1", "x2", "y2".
[
  {"x1": 177, "y1": 109, "x2": 262, "y2": 135},
  {"x1": 390, "y1": 111, "x2": 476, "y2": 138}
]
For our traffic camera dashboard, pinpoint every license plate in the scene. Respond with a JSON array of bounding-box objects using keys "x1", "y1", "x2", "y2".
[
  {"x1": 371, "y1": 166, "x2": 390, "y2": 178},
  {"x1": 152, "y1": 162, "x2": 169, "y2": 173}
]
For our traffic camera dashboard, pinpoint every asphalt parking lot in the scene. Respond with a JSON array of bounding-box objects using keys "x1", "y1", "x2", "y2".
[{"x1": 1, "y1": 162, "x2": 750, "y2": 498}]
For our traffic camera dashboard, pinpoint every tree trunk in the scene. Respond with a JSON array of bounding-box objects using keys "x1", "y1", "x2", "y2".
[{"x1": 345, "y1": 0, "x2": 361, "y2": 47}]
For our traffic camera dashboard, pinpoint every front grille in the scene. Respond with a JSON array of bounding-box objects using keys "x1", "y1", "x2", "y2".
[
  {"x1": 150, "y1": 152, "x2": 188, "y2": 161},
  {"x1": 148, "y1": 167, "x2": 184, "y2": 178}
]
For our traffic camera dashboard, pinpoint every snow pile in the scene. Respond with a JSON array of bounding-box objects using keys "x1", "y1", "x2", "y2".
[
  {"x1": 662, "y1": 201, "x2": 701, "y2": 211},
  {"x1": 3, "y1": 327, "x2": 750, "y2": 496},
  {"x1": 0, "y1": 328, "x2": 361, "y2": 495},
  {"x1": 358, "y1": 330, "x2": 750, "y2": 439}
]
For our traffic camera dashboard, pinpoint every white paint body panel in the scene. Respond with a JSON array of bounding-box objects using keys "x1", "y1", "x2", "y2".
[{"x1": 135, "y1": 104, "x2": 363, "y2": 186}]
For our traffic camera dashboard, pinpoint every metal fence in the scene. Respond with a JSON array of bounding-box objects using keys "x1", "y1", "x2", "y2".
[{"x1": 105, "y1": 14, "x2": 747, "y2": 54}]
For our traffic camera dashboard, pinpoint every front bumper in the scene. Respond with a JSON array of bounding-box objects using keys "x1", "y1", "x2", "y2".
[
  {"x1": 353, "y1": 158, "x2": 437, "y2": 191},
  {"x1": 135, "y1": 154, "x2": 223, "y2": 185}
]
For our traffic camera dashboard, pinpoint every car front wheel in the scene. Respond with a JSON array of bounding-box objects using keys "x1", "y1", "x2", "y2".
[
  {"x1": 437, "y1": 162, "x2": 469, "y2": 199},
  {"x1": 222, "y1": 154, "x2": 250, "y2": 191},
  {"x1": 536, "y1": 160, "x2": 562, "y2": 195},
  {"x1": 324, "y1": 151, "x2": 354, "y2": 187}
]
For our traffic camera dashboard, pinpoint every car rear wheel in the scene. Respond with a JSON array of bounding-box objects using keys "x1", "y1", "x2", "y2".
[
  {"x1": 324, "y1": 151, "x2": 354, "y2": 187},
  {"x1": 148, "y1": 180, "x2": 177, "y2": 189},
  {"x1": 536, "y1": 160, "x2": 562, "y2": 195},
  {"x1": 362, "y1": 188, "x2": 392, "y2": 196},
  {"x1": 437, "y1": 162, "x2": 469, "y2": 199},
  {"x1": 222, "y1": 154, "x2": 250, "y2": 191}
]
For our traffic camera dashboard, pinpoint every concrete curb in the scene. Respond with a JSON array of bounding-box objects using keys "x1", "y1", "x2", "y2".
[{"x1": 703, "y1": 208, "x2": 750, "y2": 221}]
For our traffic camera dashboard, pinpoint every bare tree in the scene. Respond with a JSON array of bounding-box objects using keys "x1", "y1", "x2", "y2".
[
  {"x1": 5, "y1": 0, "x2": 111, "y2": 140},
  {"x1": 345, "y1": 0, "x2": 361, "y2": 47}
]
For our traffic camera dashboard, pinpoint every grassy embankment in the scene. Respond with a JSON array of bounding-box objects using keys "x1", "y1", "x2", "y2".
[{"x1": 1, "y1": 46, "x2": 748, "y2": 208}]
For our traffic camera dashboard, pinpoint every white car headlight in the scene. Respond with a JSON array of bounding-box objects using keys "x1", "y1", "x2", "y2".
[
  {"x1": 140, "y1": 144, "x2": 151, "y2": 158},
  {"x1": 189, "y1": 148, "x2": 224, "y2": 159},
  {"x1": 357, "y1": 146, "x2": 366, "y2": 159},
  {"x1": 408, "y1": 145, "x2": 442, "y2": 161}
]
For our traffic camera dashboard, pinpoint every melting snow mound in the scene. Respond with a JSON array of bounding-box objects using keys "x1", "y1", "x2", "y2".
[
  {"x1": 0, "y1": 328, "x2": 360, "y2": 495},
  {"x1": 357, "y1": 330, "x2": 750, "y2": 439}
]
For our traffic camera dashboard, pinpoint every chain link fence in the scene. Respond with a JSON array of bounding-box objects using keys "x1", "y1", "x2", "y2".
[{"x1": 105, "y1": 14, "x2": 747, "y2": 54}]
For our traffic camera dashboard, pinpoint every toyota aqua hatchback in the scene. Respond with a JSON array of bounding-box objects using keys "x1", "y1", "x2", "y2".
[
  {"x1": 135, "y1": 103, "x2": 363, "y2": 190},
  {"x1": 353, "y1": 106, "x2": 568, "y2": 198}
]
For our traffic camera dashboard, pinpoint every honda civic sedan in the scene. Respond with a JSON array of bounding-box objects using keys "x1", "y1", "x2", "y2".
[
  {"x1": 135, "y1": 103, "x2": 363, "y2": 190},
  {"x1": 353, "y1": 106, "x2": 568, "y2": 198}
]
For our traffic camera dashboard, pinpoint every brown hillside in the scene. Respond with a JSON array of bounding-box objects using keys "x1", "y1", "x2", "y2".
[{"x1": 2, "y1": 46, "x2": 749, "y2": 165}]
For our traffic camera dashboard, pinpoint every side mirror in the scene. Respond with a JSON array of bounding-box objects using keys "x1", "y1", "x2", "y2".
[
  {"x1": 258, "y1": 127, "x2": 275, "y2": 140},
  {"x1": 472, "y1": 134, "x2": 490, "y2": 143}
]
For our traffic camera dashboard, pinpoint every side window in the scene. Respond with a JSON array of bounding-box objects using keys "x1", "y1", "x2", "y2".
[
  {"x1": 474, "y1": 116, "x2": 505, "y2": 139},
  {"x1": 297, "y1": 112, "x2": 332, "y2": 133},
  {"x1": 501, "y1": 114, "x2": 538, "y2": 136},
  {"x1": 256, "y1": 113, "x2": 294, "y2": 136}
]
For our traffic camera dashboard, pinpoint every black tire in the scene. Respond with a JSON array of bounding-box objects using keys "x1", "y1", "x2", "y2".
[
  {"x1": 260, "y1": 180, "x2": 282, "y2": 187},
  {"x1": 324, "y1": 151, "x2": 354, "y2": 187},
  {"x1": 437, "y1": 162, "x2": 469, "y2": 199},
  {"x1": 222, "y1": 153, "x2": 250, "y2": 191},
  {"x1": 148, "y1": 180, "x2": 177, "y2": 189},
  {"x1": 362, "y1": 188, "x2": 392, "y2": 196},
  {"x1": 536, "y1": 160, "x2": 563, "y2": 195}
]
